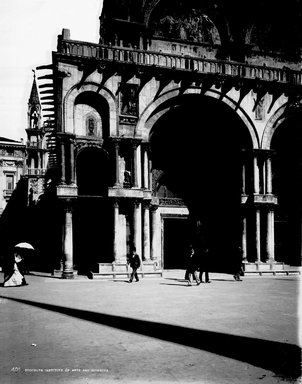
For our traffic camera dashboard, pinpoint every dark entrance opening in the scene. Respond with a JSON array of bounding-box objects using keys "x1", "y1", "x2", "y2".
[
  {"x1": 73, "y1": 197, "x2": 113, "y2": 274},
  {"x1": 150, "y1": 94, "x2": 252, "y2": 272},
  {"x1": 163, "y1": 217, "x2": 190, "y2": 269}
]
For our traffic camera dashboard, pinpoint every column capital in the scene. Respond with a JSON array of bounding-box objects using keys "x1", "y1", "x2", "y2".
[
  {"x1": 129, "y1": 138, "x2": 142, "y2": 149},
  {"x1": 142, "y1": 199, "x2": 151, "y2": 209},
  {"x1": 112, "y1": 198, "x2": 120, "y2": 208},
  {"x1": 133, "y1": 198, "x2": 141, "y2": 208}
]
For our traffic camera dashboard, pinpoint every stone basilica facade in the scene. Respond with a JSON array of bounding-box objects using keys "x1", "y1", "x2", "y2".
[{"x1": 4, "y1": 0, "x2": 301, "y2": 278}]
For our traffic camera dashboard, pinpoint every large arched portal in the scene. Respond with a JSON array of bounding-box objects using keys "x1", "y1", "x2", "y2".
[
  {"x1": 272, "y1": 110, "x2": 302, "y2": 266},
  {"x1": 149, "y1": 94, "x2": 253, "y2": 271},
  {"x1": 74, "y1": 147, "x2": 113, "y2": 274}
]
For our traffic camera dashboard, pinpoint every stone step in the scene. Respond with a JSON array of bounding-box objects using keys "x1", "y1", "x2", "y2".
[
  {"x1": 243, "y1": 263, "x2": 301, "y2": 276},
  {"x1": 89, "y1": 271, "x2": 163, "y2": 280}
]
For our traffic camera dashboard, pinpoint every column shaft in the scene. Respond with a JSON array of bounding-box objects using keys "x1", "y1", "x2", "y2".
[
  {"x1": 113, "y1": 201, "x2": 119, "y2": 262},
  {"x1": 266, "y1": 209, "x2": 275, "y2": 261},
  {"x1": 143, "y1": 148, "x2": 149, "y2": 189},
  {"x1": 114, "y1": 142, "x2": 120, "y2": 187},
  {"x1": 150, "y1": 207, "x2": 159, "y2": 261},
  {"x1": 265, "y1": 156, "x2": 273, "y2": 194},
  {"x1": 255, "y1": 208, "x2": 261, "y2": 262},
  {"x1": 253, "y1": 154, "x2": 260, "y2": 194},
  {"x1": 70, "y1": 139, "x2": 75, "y2": 184},
  {"x1": 143, "y1": 203, "x2": 150, "y2": 260},
  {"x1": 62, "y1": 205, "x2": 74, "y2": 279},
  {"x1": 133, "y1": 201, "x2": 142, "y2": 256},
  {"x1": 132, "y1": 145, "x2": 138, "y2": 188},
  {"x1": 242, "y1": 215, "x2": 247, "y2": 261},
  {"x1": 61, "y1": 141, "x2": 66, "y2": 184}
]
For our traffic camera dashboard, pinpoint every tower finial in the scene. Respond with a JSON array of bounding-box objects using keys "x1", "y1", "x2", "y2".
[{"x1": 32, "y1": 69, "x2": 36, "y2": 79}]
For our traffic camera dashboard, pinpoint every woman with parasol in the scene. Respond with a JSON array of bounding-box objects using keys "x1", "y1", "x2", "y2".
[{"x1": 3, "y1": 242, "x2": 33, "y2": 287}]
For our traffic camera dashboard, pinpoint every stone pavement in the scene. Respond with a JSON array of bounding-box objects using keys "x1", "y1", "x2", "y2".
[{"x1": 0, "y1": 270, "x2": 301, "y2": 384}]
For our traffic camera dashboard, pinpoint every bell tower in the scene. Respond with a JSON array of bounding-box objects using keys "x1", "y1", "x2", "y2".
[
  {"x1": 26, "y1": 70, "x2": 47, "y2": 205},
  {"x1": 26, "y1": 70, "x2": 44, "y2": 174}
]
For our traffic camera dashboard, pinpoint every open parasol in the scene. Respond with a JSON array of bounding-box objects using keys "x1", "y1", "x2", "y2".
[{"x1": 14, "y1": 242, "x2": 35, "y2": 250}]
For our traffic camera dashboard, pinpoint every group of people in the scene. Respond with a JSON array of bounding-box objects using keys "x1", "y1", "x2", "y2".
[
  {"x1": 2, "y1": 244, "x2": 243, "y2": 287},
  {"x1": 185, "y1": 244, "x2": 243, "y2": 286},
  {"x1": 185, "y1": 245, "x2": 210, "y2": 286}
]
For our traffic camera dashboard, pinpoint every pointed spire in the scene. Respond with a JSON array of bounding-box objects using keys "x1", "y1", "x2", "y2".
[{"x1": 28, "y1": 70, "x2": 40, "y2": 106}]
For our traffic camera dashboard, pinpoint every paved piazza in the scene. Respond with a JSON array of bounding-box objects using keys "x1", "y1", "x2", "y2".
[{"x1": 0, "y1": 271, "x2": 301, "y2": 384}]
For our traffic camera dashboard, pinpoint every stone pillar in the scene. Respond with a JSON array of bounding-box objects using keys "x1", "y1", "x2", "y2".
[
  {"x1": 266, "y1": 208, "x2": 275, "y2": 262},
  {"x1": 253, "y1": 152, "x2": 260, "y2": 194},
  {"x1": 255, "y1": 207, "x2": 261, "y2": 262},
  {"x1": 143, "y1": 145, "x2": 149, "y2": 189},
  {"x1": 113, "y1": 140, "x2": 121, "y2": 187},
  {"x1": 242, "y1": 215, "x2": 248, "y2": 261},
  {"x1": 113, "y1": 200, "x2": 119, "y2": 262},
  {"x1": 62, "y1": 201, "x2": 74, "y2": 279},
  {"x1": 133, "y1": 200, "x2": 142, "y2": 256},
  {"x1": 70, "y1": 138, "x2": 75, "y2": 184},
  {"x1": 137, "y1": 145, "x2": 142, "y2": 188},
  {"x1": 132, "y1": 143, "x2": 138, "y2": 188},
  {"x1": 143, "y1": 201, "x2": 151, "y2": 260},
  {"x1": 149, "y1": 159, "x2": 153, "y2": 192},
  {"x1": 265, "y1": 154, "x2": 273, "y2": 194},
  {"x1": 150, "y1": 204, "x2": 159, "y2": 261},
  {"x1": 60, "y1": 141, "x2": 66, "y2": 184},
  {"x1": 241, "y1": 162, "x2": 246, "y2": 195}
]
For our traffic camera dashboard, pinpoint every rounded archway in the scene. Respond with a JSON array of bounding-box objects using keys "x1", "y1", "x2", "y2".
[
  {"x1": 271, "y1": 109, "x2": 302, "y2": 265},
  {"x1": 149, "y1": 94, "x2": 253, "y2": 271}
]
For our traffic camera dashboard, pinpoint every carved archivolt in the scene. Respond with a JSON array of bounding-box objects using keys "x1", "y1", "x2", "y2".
[{"x1": 75, "y1": 140, "x2": 105, "y2": 157}]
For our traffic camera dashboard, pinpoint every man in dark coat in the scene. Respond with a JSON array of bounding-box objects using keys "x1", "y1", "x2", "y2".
[{"x1": 128, "y1": 247, "x2": 141, "y2": 282}]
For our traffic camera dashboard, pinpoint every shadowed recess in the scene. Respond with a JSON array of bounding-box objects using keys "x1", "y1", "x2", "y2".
[{"x1": 0, "y1": 295, "x2": 300, "y2": 379}]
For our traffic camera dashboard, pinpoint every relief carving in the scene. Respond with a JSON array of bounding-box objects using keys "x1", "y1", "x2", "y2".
[{"x1": 151, "y1": 8, "x2": 220, "y2": 44}]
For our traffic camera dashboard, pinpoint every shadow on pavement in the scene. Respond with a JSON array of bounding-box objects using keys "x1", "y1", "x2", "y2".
[{"x1": 0, "y1": 294, "x2": 300, "y2": 380}]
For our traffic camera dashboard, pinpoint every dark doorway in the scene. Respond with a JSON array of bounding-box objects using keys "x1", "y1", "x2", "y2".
[
  {"x1": 73, "y1": 197, "x2": 113, "y2": 274},
  {"x1": 163, "y1": 217, "x2": 190, "y2": 269}
]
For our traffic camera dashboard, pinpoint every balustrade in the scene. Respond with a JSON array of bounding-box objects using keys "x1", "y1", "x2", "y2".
[{"x1": 59, "y1": 39, "x2": 302, "y2": 85}]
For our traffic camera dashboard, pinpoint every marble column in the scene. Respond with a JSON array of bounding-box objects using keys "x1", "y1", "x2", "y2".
[
  {"x1": 113, "y1": 140, "x2": 121, "y2": 187},
  {"x1": 70, "y1": 138, "x2": 75, "y2": 184},
  {"x1": 133, "y1": 200, "x2": 142, "y2": 257},
  {"x1": 265, "y1": 154, "x2": 273, "y2": 194},
  {"x1": 255, "y1": 207, "x2": 261, "y2": 262},
  {"x1": 132, "y1": 143, "x2": 138, "y2": 188},
  {"x1": 143, "y1": 201, "x2": 151, "y2": 260},
  {"x1": 253, "y1": 152, "x2": 260, "y2": 194},
  {"x1": 62, "y1": 201, "x2": 74, "y2": 279},
  {"x1": 113, "y1": 200, "x2": 119, "y2": 262},
  {"x1": 242, "y1": 215, "x2": 248, "y2": 261},
  {"x1": 266, "y1": 208, "x2": 275, "y2": 262},
  {"x1": 143, "y1": 145, "x2": 149, "y2": 189},
  {"x1": 150, "y1": 205, "x2": 159, "y2": 261},
  {"x1": 60, "y1": 141, "x2": 66, "y2": 184}
]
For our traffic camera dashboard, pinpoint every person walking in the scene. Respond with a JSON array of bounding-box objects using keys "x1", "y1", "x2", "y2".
[
  {"x1": 185, "y1": 245, "x2": 201, "y2": 286},
  {"x1": 3, "y1": 251, "x2": 28, "y2": 287},
  {"x1": 199, "y1": 247, "x2": 211, "y2": 283},
  {"x1": 127, "y1": 246, "x2": 141, "y2": 283},
  {"x1": 233, "y1": 246, "x2": 244, "y2": 281}
]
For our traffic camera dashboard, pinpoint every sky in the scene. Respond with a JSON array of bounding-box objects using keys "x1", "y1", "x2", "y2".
[{"x1": 0, "y1": 0, "x2": 103, "y2": 142}]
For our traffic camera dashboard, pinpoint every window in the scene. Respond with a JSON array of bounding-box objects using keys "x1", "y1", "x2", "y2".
[{"x1": 6, "y1": 174, "x2": 14, "y2": 190}]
